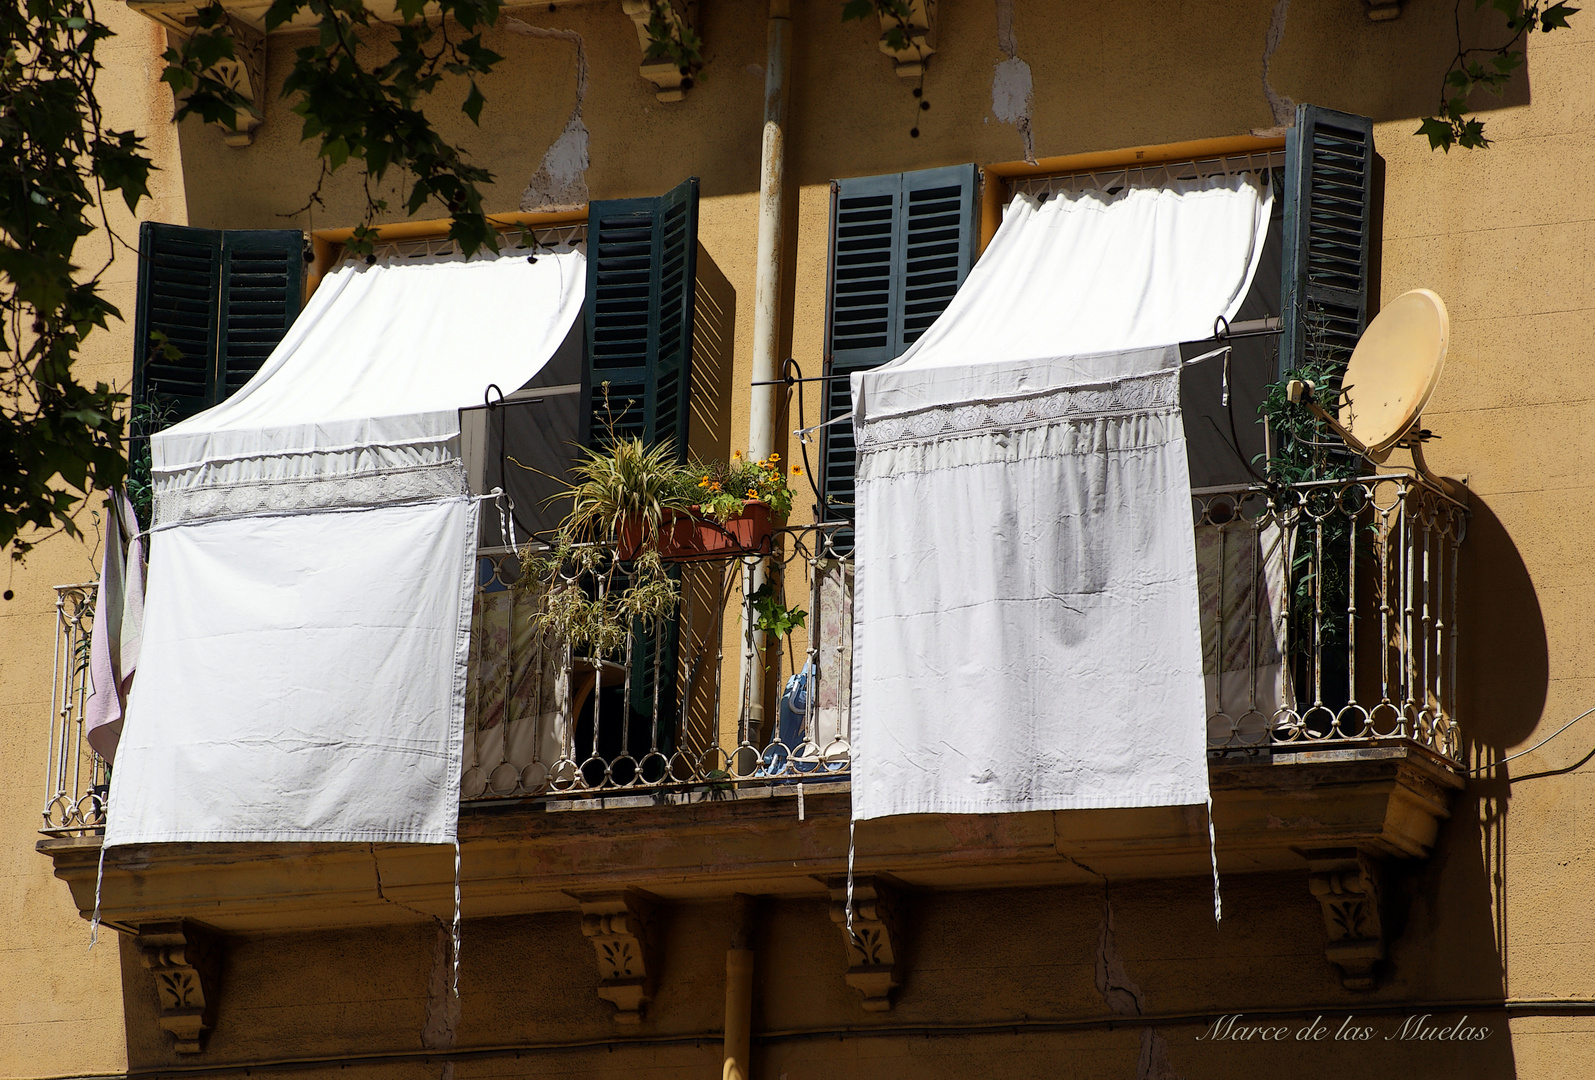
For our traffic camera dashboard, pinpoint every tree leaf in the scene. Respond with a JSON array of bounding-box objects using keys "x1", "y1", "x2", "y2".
[
  {"x1": 462, "y1": 80, "x2": 485, "y2": 124},
  {"x1": 1416, "y1": 116, "x2": 1455, "y2": 151},
  {"x1": 1540, "y1": 2, "x2": 1579, "y2": 28}
]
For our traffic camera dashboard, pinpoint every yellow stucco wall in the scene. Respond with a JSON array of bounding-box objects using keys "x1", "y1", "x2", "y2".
[
  {"x1": 4, "y1": 0, "x2": 1595, "y2": 1076},
  {"x1": 0, "y1": 0, "x2": 187, "y2": 1072}
]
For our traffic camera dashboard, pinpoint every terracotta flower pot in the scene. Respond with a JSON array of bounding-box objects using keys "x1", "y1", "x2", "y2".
[{"x1": 618, "y1": 501, "x2": 775, "y2": 562}]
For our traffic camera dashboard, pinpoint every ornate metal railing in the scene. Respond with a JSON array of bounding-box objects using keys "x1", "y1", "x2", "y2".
[
  {"x1": 39, "y1": 476, "x2": 1466, "y2": 834},
  {"x1": 41, "y1": 583, "x2": 108, "y2": 836},
  {"x1": 462, "y1": 523, "x2": 854, "y2": 801},
  {"x1": 1196, "y1": 474, "x2": 1466, "y2": 763}
]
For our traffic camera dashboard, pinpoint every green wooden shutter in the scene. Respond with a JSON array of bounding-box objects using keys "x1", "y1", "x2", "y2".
[
  {"x1": 1280, "y1": 104, "x2": 1377, "y2": 376},
  {"x1": 218, "y1": 230, "x2": 305, "y2": 397},
  {"x1": 820, "y1": 163, "x2": 979, "y2": 523},
  {"x1": 133, "y1": 222, "x2": 222, "y2": 420},
  {"x1": 133, "y1": 223, "x2": 305, "y2": 421},
  {"x1": 583, "y1": 176, "x2": 700, "y2": 459}
]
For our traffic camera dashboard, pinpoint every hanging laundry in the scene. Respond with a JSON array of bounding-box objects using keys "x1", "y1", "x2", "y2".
[{"x1": 84, "y1": 491, "x2": 145, "y2": 764}]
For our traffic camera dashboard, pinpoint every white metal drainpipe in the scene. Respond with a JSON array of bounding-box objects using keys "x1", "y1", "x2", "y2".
[{"x1": 740, "y1": 0, "x2": 792, "y2": 746}]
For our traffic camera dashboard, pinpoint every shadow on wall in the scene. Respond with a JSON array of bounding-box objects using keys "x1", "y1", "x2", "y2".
[
  {"x1": 1450, "y1": 494, "x2": 1545, "y2": 1002},
  {"x1": 1379, "y1": 492, "x2": 1541, "y2": 1057},
  {"x1": 689, "y1": 244, "x2": 735, "y2": 466}
]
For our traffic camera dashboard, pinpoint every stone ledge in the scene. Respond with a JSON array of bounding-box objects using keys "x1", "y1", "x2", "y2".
[{"x1": 40, "y1": 745, "x2": 1463, "y2": 934}]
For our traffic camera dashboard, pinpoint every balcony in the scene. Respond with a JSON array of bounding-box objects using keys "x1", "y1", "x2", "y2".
[{"x1": 39, "y1": 477, "x2": 1467, "y2": 1002}]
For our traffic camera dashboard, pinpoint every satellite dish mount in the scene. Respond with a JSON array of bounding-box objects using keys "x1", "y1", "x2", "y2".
[{"x1": 1283, "y1": 289, "x2": 1458, "y2": 495}]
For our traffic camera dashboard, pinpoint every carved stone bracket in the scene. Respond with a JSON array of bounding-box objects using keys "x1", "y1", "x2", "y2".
[
  {"x1": 821, "y1": 875, "x2": 904, "y2": 1011},
  {"x1": 135, "y1": 920, "x2": 221, "y2": 1054},
  {"x1": 569, "y1": 889, "x2": 658, "y2": 1023},
  {"x1": 877, "y1": 0, "x2": 935, "y2": 79},
  {"x1": 1362, "y1": 0, "x2": 1403, "y2": 20},
  {"x1": 162, "y1": 13, "x2": 266, "y2": 147},
  {"x1": 1305, "y1": 849, "x2": 1386, "y2": 991},
  {"x1": 621, "y1": 0, "x2": 698, "y2": 102}
]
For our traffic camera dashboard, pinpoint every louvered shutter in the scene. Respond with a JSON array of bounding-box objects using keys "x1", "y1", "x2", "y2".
[
  {"x1": 133, "y1": 222, "x2": 222, "y2": 420},
  {"x1": 583, "y1": 176, "x2": 700, "y2": 459},
  {"x1": 218, "y1": 231, "x2": 305, "y2": 397},
  {"x1": 820, "y1": 163, "x2": 979, "y2": 525},
  {"x1": 133, "y1": 223, "x2": 305, "y2": 421},
  {"x1": 1280, "y1": 104, "x2": 1377, "y2": 376}
]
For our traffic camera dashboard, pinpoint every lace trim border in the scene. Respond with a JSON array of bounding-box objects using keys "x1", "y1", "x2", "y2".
[
  {"x1": 153, "y1": 462, "x2": 470, "y2": 527},
  {"x1": 856, "y1": 369, "x2": 1178, "y2": 453}
]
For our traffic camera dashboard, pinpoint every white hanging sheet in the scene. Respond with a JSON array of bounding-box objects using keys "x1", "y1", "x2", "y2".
[
  {"x1": 849, "y1": 174, "x2": 1270, "y2": 821},
  {"x1": 104, "y1": 249, "x2": 585, "y2": 847}
]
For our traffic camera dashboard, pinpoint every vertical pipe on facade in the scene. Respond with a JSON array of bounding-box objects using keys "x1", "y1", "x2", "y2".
[
  {"x1": 748, "y1": 0, "x2": 792, "y2": 460},
  {"x1": 723, "y1": 893, "x2": 757, "y2": 1080},
  {"x1": 740, "y1": 0, "x2": 793, "y2": 740}
]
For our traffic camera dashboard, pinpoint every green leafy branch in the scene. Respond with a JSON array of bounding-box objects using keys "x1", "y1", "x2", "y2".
[
  {"x1": 641, "y1": 0, "x2": 704, "y2": 86},
  {"x1": 164, "y1": 0, "x2": 505, "y2": 257},
  {"x1": 749, "y1": 581, "x2": 806, "y2": 640},
  {"x1": 0, "y1": 0, "x2": 150, "y2": 559},
  {"x1": 841, "y1": 0, "x2": 917, "y2": 53},
  {"x1": 1418, "y1": 0, "x2": 1578, "y2": 151}
]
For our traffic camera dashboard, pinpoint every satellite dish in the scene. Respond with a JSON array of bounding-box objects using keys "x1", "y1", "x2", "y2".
[
  {"x1": 1338, "y1": 289, "x2": 1449, "y2": 455},
  {"x1": 1285, "y1": 289, "x2": 1454, "y2": 489}
]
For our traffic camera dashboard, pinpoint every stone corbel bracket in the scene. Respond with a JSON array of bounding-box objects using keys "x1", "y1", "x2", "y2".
[
  {"x1": 135, "y1": 920, "x2": 222, "y2": 1054},
  {"x1": 821, "y1": 875, "x2": 904, "y2": 1011},
  {"x1": 569, "y1": 889, "x2": 659, "y2": 1023},
  {"x1": 1363, "y1": 0, "x2": 1402, "y2": 20},
  {"x1": 877, "y1": 0, "x2": 935, "y2": 79},
  {"x1": 1304, "y1": 848, "x2": 1386, "y2": 990},
  {"x1": 162, "y1": 12, "x2": 266, "y2": 147},
  {"x1": 621, "y1": 0, "x2": 698, "y2": 102}
]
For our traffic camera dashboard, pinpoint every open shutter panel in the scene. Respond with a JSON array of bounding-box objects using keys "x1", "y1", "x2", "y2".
[
  {"x1": 218, "y1": 230, "x2": 306, "y2": 398},
  {"x1": 584, "y1": 177, "x2": 700, "y2": 459},
  {"x1": 1280, "y1": 104, "x2": 1376, "y2": 376},
  {"x1": 134, "y1": 224, "x2": 306, "y2": 422},
  {"x1": 821, "y1": 164, "x2": 979, "y2": 525},
  {"x1": 133, "y1": 222, "x2": 222, "y2": 422},
  {"x1": 651, "y1": 178, "x2": 698, "y2": 458}
]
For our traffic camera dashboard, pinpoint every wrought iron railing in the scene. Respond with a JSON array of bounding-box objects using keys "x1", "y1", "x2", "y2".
[
  {"x1": 38, "y1": 477, "x2": 1467, "y2": 834},
  {"x1": 462, "y1": 523, "x2": 854, "y2": 801},
  {"x1": 1196, "y1": 474, "x2": 1466, "y2": 763},
  {"x1": 41, "y1": 583, "x2": 107, "y2": 836}
]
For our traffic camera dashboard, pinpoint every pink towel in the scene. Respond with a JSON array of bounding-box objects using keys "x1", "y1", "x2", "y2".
[{"x1": 84, "y1": 493, "x2": 144, "y2": 763}]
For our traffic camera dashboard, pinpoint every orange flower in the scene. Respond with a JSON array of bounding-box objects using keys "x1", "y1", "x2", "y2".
[
  {"x1": 732, "y1": 449, "x2": 743, "y2": 460},
  {"x1": 792, "y1": 465, "x2": 802, "y2": 475}
]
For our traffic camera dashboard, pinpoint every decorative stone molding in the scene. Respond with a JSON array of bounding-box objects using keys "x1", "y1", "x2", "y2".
[
  {"x1": 1305, "y1": 849, "x2": 1386, "y2": 990},
  {"x1": 135, "y1": 920, "x2": 221, "y2": 1054},
  {"x1": 1362, "y1": 0, "x2": 1402, "y2": 20},
  {"x1": 569, "y1": 889, "x2": 658, "y2": 1023},
  {"x1": 877, "y1": 0, "x2": 935, "y2": 78},
  {"x1": 822, "y1": 875, "x2": 904, "y2": 1011},
  {"x1": 620, "y1": 0, "x2": 697, "y2": 102}
]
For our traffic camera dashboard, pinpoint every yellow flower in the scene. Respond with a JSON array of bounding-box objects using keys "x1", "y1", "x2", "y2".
[
  {"x1": 732, "y1": 449, "x2": 743, "y2": 460},
  {"x1": 769, "y1": 452, "x2": 780, "y2": 462},
  {"x1": 708, "y1": 481, "x2": 722, "y2": 492},
  {"x1": 792, "y1": 465, "x2": 802, "y2": 475}
]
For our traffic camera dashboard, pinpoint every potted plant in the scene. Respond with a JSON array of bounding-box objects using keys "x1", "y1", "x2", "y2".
[
  {"x1": 522, "y1": 435, "x2": 692, "y2": 652},
  {"x1": 524, "y1": 441, "x2": 803, "y2": 649},
  {"x1": 665, "y1": 450, "x2": 797, "y2": 561}
]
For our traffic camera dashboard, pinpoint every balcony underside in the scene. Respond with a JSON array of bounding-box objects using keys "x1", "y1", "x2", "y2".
[{"x1": 43, "y1": 745, "x2": 1462, "y2": 934}]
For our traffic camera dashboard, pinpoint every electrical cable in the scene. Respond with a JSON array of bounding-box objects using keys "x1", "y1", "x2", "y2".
[
  {"x1": 1470, "y1": 705, "x2": 1595, "y2": 776},
  {"x1": 779, "y1": 358, "x2": 827, "y2": 514}
]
